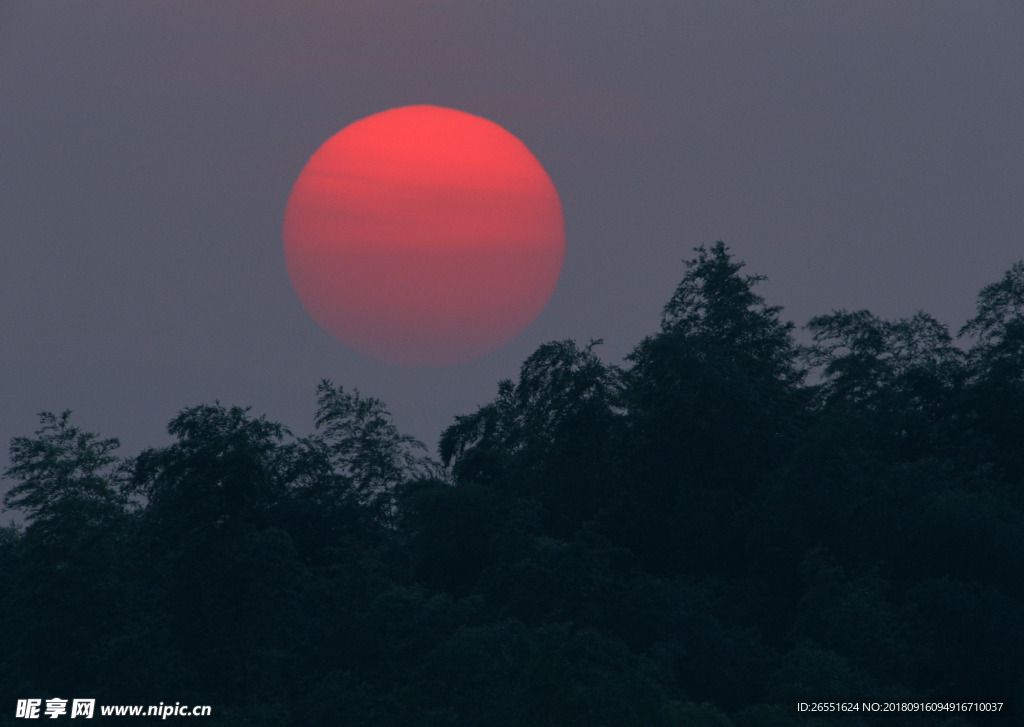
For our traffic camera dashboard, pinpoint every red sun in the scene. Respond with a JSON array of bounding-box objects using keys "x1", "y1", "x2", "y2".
[{"x1": 283, "y1": 105, "x2": 565, "y2": 366}]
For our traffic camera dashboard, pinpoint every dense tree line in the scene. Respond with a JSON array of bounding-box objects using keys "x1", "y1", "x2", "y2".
[{"x1": 3, "y1": 243, "x2": 1022, "y2": 725}]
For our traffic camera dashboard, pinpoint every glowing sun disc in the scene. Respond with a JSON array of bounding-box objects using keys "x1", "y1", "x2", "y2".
[{"x1": 283, "y1": 105, "x2": 565, "y2": 366}]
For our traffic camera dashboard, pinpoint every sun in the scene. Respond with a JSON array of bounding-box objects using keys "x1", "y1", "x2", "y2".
[{"x1": 282, "y1": 105, "x2": 565, "y2": 367}]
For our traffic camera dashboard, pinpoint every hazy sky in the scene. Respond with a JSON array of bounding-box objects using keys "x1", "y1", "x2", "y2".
[{"x1": 1, "y1": 1, "x2": 1022, "y2": 479}]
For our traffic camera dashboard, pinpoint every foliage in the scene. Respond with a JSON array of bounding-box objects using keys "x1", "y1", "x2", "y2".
[
  {"x1": 440, "y1": 339, "x2": 623, "y2": 534},
  {"x1": 624, "y1": 243, "x2": 806, "y2": 489},
  {"x1": 4, "y1": 410, "x2": 127, "y2": 530},
  {"x1": 958, "y1": 262, "x2": 1024, "y2": 478},
  {"x1": 2, "y1": 247, "x2": 1022, "y2": 725},
  {"x1": 960, "y1": 260, "x2": 1024, "y2": 378},
  {"x1": 314, "y1": 379, "x2": 437, "y2": 522},
  {"x1": 130, "y1": 403, "x2": 291, "y2": 531},
  {"x1": 806, "y1": 309, "x2": 964, "y2": 409}
]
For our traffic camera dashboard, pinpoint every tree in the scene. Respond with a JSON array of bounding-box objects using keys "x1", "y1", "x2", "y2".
[
  {"x1": 314, "y1": 379, "x2": 436, "y2": 525},
  {"x1": 804, "y1": 309, "x2": 965, "y2": 461},
  {"x1": 625, "y1": 242, "x2": 805, "y2": 487},
  {"x1": 1, "y1": 412, "x2": 131, "y2": 697},
  {"x1": 959, "y1": 261, "x2": 1024, "y2": 478},
  {"x1": 807, "y1": 310, "x2": 962, "y2": 407},
  {"x1": 439, "y1": 340, "x2": 623, "y2": 533},
  {"x1": 131, "y1": 403, "x2": 291, "y2": 532},
  {"x1": 6, "y1": 253, "x2": 1024, "y2": 723},
  {"x1": 128, "y1": 404, "x2": 309, "y2": 705},
  {"x1": 620, "y1": 243, "x2": 805, "y2": 573},
  {"x1": 960, "y1": 261, "x2": 1024, "y2": 380},
  {"x1": 4, "y1": 410, "x2": 127, "y2": 531}
]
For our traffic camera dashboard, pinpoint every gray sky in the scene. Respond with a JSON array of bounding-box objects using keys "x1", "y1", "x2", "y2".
[{"x1": 1, "y1": 1, "x2": 1022, "y2": 478}]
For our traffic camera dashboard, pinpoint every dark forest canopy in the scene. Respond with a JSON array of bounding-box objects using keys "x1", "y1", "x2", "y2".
[{"x1": 3, "y1": 243, "x2": 1022, "y2": 725}]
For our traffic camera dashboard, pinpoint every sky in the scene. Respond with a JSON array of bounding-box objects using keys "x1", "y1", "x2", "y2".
[{"x1": 1, "y1": 1, "x2": 1022, "y2": 485}]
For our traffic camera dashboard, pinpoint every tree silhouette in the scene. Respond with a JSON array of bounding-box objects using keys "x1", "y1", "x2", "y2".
[
  {"x1": 4, "y1": 410, "x2": 128, "y2": 530},
  {"x1": 440, "y1": 339, "x2": 622, "y2": 534},
  {"x1": 3, "y1": 248, "x2": 1023, "y2": 725},
  {"x1": 1, "y1": 412, "x2": 132, "y2": 698},
  {"x1": 313, "y1": 379, "x2": 436, "y2": 526},
  {"x1": 960, "y1": 261, "x2": 1024, "y2": 480},
  {"x1": 620, "y1": 242, "x2": 805, "y2": 574}
]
